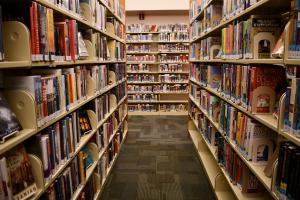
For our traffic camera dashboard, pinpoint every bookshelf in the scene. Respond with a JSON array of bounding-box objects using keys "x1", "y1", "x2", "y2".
[
  {"x1": 0, "y1": 0, "x2": 127, "y2": 199},
  {"x1": 126, "y1": 23, "x2": 190, "y2": 115},
  {"x1": 188, "y1": 0, "x2": 296, "y2": 199}
]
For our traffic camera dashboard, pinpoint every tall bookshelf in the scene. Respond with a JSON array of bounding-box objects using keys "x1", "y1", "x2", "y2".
[
  {"x1": 126, "y1": 23, "x2": 190, "y2": 115},
  {"x1": 0, "y1": 0, "x2": 127, "y2": 199},
  {"x1": 188, "y1": 0, "x2": 297, "y2": 200}
]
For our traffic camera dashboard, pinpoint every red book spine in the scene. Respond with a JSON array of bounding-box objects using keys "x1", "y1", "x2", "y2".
[
  {"x1": 29, "y1": 5, "x2": 36, "y2": 58},
  {"x1": 249, "y1": 67, "x2": 257, "y2": 109},
  {"x1": 68, "y1": 74, "x2": 74, "y2": 104},
  {"x1": 33, "y1": 2, "x2": 40, "y2": 57},
  {"x1": 69, "y1": 20, "x2": 75, "y2": 61}
]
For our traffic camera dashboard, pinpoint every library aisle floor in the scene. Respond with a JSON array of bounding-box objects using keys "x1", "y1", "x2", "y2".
[{"x1": 102, "y1": 116, "x2": 215, "y2": 200}]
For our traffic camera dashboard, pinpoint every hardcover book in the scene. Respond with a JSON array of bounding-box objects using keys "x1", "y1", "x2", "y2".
[{"x1": 4, "y1": 144, "x2": 37, "y2": 200}]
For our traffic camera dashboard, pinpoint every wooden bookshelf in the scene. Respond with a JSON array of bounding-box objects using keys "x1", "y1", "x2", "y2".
[{"x1": 0, "y1": 0, "x2": 128, "y2": 199}]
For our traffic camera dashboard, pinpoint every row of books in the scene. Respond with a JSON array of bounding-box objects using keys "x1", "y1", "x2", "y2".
[
  {"x1": 189, "y1": 103, "x2": 267, "y2": 194},
  {"x1": 217, "y1": 136, "x2": 265, "y2": 193},
  {"x1": 191, "y1": 15, "x2": 282, "y2": 60},
  {"x1": 190, "y1": 85, "x2": 276, "y2": 164},
  {"x1": 275, "y1": 141, "x2": 300, "y2": 200},
  {"x1": 113, "y1": 82, "x2": 126, "y2": 102},
  {"x1": 158, "y1": 32, "x2": 189, "y2": 42},
  {"x1": 126, "y1": 34, "x2": 153, "y2": 42},
  {"x1": 80, "y1": 0, "x2": 107, "y2": 31},
  {"x1": 127, "y1": 63, "x2": 186, "y2": 73},
  {"x1": 158, "y1": 74, "x2": 189, "y2": 83},
  {"x1": 127, "y1": 64, "x2": 150, "y2": 72},
  {"x1": 126, "y1": 24, "x2": 157, "y2": 33},
  {"x1": 128, "y1": 94, "x2": 158, "y2": 101},
  {"x1": 189, "y1": 0, "x2": 209, "y2": 19},
  {"x1": 127, "y1": 84, "x2": 188, "y2": 93},
  {"x1": 128, "y1": 104, "x2": 158, "y2": 112},
  {"x1": 153, "y1": 84, "x2": 188, "y2": 93},
  {"x1": 159, "y1": 64, "x2": 184, "y2": 72},
  {"x1": 158, "y1": 43, "x2": 189, "y2": 52},
  {"x1": 223, "y1": 0, "x2": 258, "y2": 19},
  {"x1": 159, "y1": 54, "x2": 189, "y2": 63},
  {"x1": 288, "y1": 0, "x2": 300, "y2": 59},
  {"x1": 190, "y1": 63, "x2": 286, "y2": 115},
  {"x1": 126, "y1": 23, "x2": 188, "y2": 33},
  {"x1": 107, "y1": 17, "x2": 124, "y2": 39},
  {"x1": 128, "y1": 85, "x2": 153, "y2": 93},
  {"x1": 127, "y1": 55, "x2": 156, "y2": 62},
  {"x1": 128, "y1": 103, "x2": 187, "y2": 112},
  {"x1": 2, "y1": 1, "x2": 123, "y2": 62},
  {"x1": 127, "y1": 75, "x2": 155, "y2": 83},
  {"x1": 190, "y1": 37, "x2": 221, "y2": 60},
  {"x1": 160, "y1": 104, "x2": 187, "y2": 112},
  {"x1": 111, "y1": 41, "x2": 125, "y2": 61},
  {"x1": 109, "y1": 63, "x2": 126, "y2": 81},
  {"x1": 127, "y1": 44, "x2": 151, "y2": 52}
]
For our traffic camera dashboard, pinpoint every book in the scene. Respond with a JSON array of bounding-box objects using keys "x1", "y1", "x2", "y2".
[
  {"x1": 3, "y1": 144, "x2": 37, "y2": 200},
  {"x1": 78, "y1": 109, "x2": 92, "y2": 135},
  {"x1": 0, "y1": 92, "x2": 22, "y2": 142}
]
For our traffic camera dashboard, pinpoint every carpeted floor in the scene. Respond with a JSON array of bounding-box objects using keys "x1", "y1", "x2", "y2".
[{"x1": 101, "y1": 116, "x2": 216, "y2": 200}]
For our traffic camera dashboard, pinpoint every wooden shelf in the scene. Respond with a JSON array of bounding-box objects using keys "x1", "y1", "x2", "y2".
[
  {"x1": 127, "y1": 61, "x2": 158, "y2": 64},
  {"x1": 278, "y1": 129, "x2": 300, "y2": 147},
  {"x1": 126, "y1": 41, "x2": 156, "y2": 44},
  {"x1": 191, "y1": 0, "x2": 270, "y2": 42},
  {"x1": 127, "y1": 81, "x2": 189, "y2": 84},
  {"x1": 34, "y1": 0, "x2": 125, "y2": 44},
  {"x1": 158, "y1": 41, "x2": 190, "y2": 43},
  {"x1": 0, "y1": 79, "x2": 127, "y2": 155},
  {"x1": 189, "y1": 59, "x2": 284, "y2": 65}
]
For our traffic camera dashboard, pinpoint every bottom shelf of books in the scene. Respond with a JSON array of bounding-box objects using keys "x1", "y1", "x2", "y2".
[{"x1": 188, "y1": 116, "x2": 274, "y2": 200}]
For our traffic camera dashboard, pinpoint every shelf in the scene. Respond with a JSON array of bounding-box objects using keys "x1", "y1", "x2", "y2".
[
  {"x1": 191, "y1": 0, "x2": 270, "y2": 42},
  {"x1": 34, "y1": 0, "x2": 125, "y2": 44},
  {"x1": 189, "y1": 59, "x2": 284, "y2": 65},
  {"x1": 189, "y1": 97, "x2": 274, "y2": 196},
  {"x1": 190, "y1": 79, "x2": 278, "y2": 132},
  {"x1": 127, "y1": 71, "x2": 189, "y2": 74},
  {"x1": 127, "y1": 71, "x2": 159, "y2": 74},
  {"x1": 129, "y1": 111, "x2": 187, "y2": 116},
  {"x1": 126, "y1": 32, "x2": 160, "y2": 34},
  {"x1": 284, "y1": 58, "x2": 300, "y2": 65},
  {"x1": 0, "y1": 78, "x2": 127, "y2": 155}
]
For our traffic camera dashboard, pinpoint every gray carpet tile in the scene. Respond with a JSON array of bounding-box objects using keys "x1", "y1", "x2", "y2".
[{"x1": 101, "y1": 116, "x2": 216, "y2": 200}]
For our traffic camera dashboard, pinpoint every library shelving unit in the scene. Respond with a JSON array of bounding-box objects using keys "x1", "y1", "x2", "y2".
[
  {"x1": 126, "y1": 26, "x2": 190, "y2": 115},
  {"x1": 0, "y1": 0, "x2": 128, "y2": 199},
  {"x1": 188, "y1": 0, "x2": 296, "y2": 200}
]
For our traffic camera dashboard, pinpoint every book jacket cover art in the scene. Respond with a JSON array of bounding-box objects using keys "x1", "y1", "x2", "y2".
[
  {"x1": 0, "y1": 92, "x2": 22, "y2": 142},
  {"x1": 5, "y1": 144, "x2": 37, "y2": 200}
]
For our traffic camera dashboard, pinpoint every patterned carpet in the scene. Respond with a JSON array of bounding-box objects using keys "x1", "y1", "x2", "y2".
[{"x1": 101, "y1": 116, "x2": 216, "y2": 200}]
